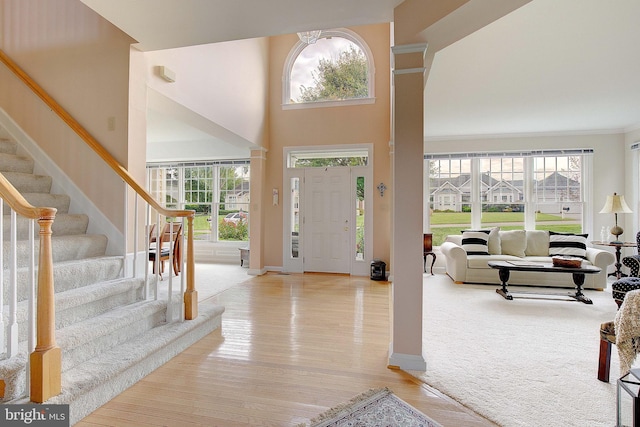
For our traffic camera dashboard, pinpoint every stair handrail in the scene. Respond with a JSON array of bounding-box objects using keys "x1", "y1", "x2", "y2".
[
  {"x1": 0, "y1": 49, "x2": 192, "y2": 220},
  {"x1": 0, "y1": 49, "x2": 197, "y2": 314},
  {"x1": 0, "y1": 172, "x2": 57, "y2": 220},
  {"x1": 0, "y1": 49, "x2": 199, "y2": 402},
  {"x1": 0, "y1": 172, "x2": 59, "y2": 403}
]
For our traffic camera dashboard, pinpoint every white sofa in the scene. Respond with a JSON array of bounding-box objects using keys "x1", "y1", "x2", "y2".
[{"x1": 440, "y1": 229, "x2": 615, "y2": 290}]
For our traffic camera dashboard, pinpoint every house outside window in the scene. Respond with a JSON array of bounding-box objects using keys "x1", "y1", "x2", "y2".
[{"x1": 426, "y1": 150, "x2": 592, "y2": 246}]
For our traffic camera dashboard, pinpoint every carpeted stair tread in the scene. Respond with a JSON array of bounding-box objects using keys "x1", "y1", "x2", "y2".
[
  {"x1": 2, "y1": 213, "x2": 89, "y2": 239},
  {"x1": 46, "y1": 303, "x2": 225, "y2": 425},
  {"x1": 57, "y1": 299, "x2": 169, "y2": 351},
  {"x1": 1, "y1": 171, "x2": 52, "y2": 193},
  {"x1": 2, "y1": 276, "x2": 144, "y2": 345},
  {"x1": 56, "y1": 298, "x2": 179, "y2": 371},
  {"x1": 0, "y1": 138, "x2": 17, "y2": 154},
  {"x1": 55, "y1": 277, "x2": 146, "y2": 329},
  {"x1": 3, "y1": 256, "x2": 124, "y2": 303},
  {"x1": 2, "y1": 234, "x2": 108, "y2": 267},
  {"x1": 2, "y1": 192, "x2": 71, "y2": 213},
  {"x1": 0, "y1": 152, "x2": 34, "y2": 173}
]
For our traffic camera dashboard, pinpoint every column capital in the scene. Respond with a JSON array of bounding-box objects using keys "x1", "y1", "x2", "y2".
[
  {"x1": 392, "y1": 43, "x2": 428, "y2": 74},
  {"x1": 391, "y1": 43, "x2": 428, "y2": 56},
  {"x1": 250, "y1": 147, "x2": 268, "y2": 160}
]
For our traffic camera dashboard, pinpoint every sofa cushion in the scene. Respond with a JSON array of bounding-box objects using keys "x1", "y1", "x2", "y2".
[
  {"x1": 548, "y1": 231, "x2": 588, "y2": 259},
  {"x1": 500, "y1": 230, "x2": 527, "y2": 257},
  {"x1": 525, "y1": 230, "x2": 550, "y2": 256},
  {"x1": 460, "y1": 227, "x2": 500, "y2": 254},
  {"x1": 461, "y1": 230, "x2": 490, "y2": 255},
  {"x1": 488, "y1": 226, "x2": 501, "y2": 255}
]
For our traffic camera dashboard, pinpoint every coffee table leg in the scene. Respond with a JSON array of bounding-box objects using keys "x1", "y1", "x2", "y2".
[
  {"x1": 496, "y1": 268, "x2": 513, "y2": 300},
  {"x1": 571, "y1": 273, "x2": 593, "y2": 304}
]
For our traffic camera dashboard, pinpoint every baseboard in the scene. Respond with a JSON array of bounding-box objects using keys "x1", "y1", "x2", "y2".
[
  {"x1": 248, "y1": 267, "x2": 267, "y2": 276},
  {"x1": 388, "y1": 345, "x2": 426, "y2": 371}
]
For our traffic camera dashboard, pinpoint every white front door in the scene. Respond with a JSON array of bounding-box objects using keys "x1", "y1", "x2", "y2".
[{"x1": 303, "y1": 167, "x2": 351, "y2": 273}]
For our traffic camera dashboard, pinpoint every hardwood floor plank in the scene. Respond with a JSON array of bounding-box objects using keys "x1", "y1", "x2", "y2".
[{"x1": 77, "y1": 272, "x2": 496, "y2": 427}]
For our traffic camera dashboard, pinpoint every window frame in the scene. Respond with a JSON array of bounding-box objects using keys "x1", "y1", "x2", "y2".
[
  {"x1": 282, "y1": 28, "x2": 376, "y2": 109},
  {"x1": 147, "y1": 160, "x2": 251, "y2": 242},
  {"x1": 425, "y1": 150, "x2": 594, "y2": 245}
]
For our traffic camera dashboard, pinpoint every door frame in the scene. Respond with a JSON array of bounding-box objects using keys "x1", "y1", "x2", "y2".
[{"x1": 282, "y1": 144, "x2": 373, "y2": 275}]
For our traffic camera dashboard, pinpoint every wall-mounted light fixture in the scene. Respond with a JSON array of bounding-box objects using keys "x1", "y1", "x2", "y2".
[
  {"x1": 159, "y1": 66, "x2": 176, "y2": 83},
  {"x1": 377, "y1": 182, "x2": 387, "y2": 197}
]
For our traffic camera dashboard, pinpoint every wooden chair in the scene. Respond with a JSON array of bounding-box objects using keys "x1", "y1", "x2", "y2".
[
  {"x1": 424, "y1": 233, "x2": 436, "y2": 275},
  {"x1": 149, "y1": 222, "x2": 182, "y2": 279},
  {"x1": 598, "y1": 289, "x2": 640, "y2": 382},
  {"x1": 148, "y1": 223, "x2": 157, "y2": 244}
]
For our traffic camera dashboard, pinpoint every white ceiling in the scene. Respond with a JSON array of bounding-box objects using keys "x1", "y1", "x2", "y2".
[
  {"x1": 82, "y1": 0, "x2": 640, "y2": 149},
  {"x1": 424, "y1": 0, "x2": 640, "y2": 139}
]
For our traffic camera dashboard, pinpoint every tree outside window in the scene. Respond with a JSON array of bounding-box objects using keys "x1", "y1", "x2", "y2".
[{"x1": 288, "y1": 31, "x2": 372, "y2": 105}]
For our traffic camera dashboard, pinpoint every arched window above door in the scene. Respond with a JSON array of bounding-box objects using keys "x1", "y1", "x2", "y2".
[{"x1": 282, "y1": 28, "x2": 375, "y2": 109}]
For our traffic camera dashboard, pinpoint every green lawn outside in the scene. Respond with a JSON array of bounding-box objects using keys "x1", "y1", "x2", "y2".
[
  {"x1": 429, "y1": 211, "x2": 582, "y2": 246},
  {"x1": 430, "y1": 211, "x2": 573, "y2": 225}
]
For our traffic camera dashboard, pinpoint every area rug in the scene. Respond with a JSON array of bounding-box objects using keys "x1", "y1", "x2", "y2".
[
  {"x1": 408, "y1": 276, "x2": 636, "y2": 427},
  {"x1": 300, "y1": 387, "x2": 442, "y2": 427}
]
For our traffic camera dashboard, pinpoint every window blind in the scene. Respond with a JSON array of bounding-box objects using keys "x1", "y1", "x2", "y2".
[{"x1": 424, "y1": 149, "x2": 594, "y2": 160}]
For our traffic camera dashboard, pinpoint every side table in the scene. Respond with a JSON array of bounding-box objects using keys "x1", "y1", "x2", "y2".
[
  {"x1": 591, "y1": 241, "x2": 636, "y2": 280},
  {"x1": 239, "y1": 247, "x2": 250, "y2": 267}
]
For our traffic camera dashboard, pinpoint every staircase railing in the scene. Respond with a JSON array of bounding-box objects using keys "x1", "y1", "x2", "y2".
[
  {"x1": 0, "y1": 173, "x2": 59, "y2": 403},
  {"x1": 0, "y1": 49, "x2": 198, "y2": 403}
]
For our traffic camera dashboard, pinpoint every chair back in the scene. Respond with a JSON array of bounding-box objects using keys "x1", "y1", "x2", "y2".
[
  {"x1": 424, "y1": 233, "x2": 433, "y2": 254},
  {"x1": 159, "y1": 222, "x2": 182, "y2": 248},
  {"x1": 148, "y1": 223, "x2": 157, "y2": 243}
]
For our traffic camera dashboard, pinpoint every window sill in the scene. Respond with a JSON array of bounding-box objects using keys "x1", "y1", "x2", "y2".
[{"x1": 282, "y1": 97, "x2": 375, "y2": 111}]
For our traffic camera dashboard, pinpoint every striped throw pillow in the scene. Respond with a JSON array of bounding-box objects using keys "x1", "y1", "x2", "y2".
[
  {"x1": 548, "y1": 231, "x2": 588, "y2": 259},
  {"x1": 461, "y1": 230, "x2": 491, "y2": 255}
]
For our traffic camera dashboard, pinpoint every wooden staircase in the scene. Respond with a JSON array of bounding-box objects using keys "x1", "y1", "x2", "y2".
[{"x1": 0, "y1": 130, "x2": 223, "y2": 424}]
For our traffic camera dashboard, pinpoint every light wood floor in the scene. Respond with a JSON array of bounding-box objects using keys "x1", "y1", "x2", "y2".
[{"x1": 77, "y1": 272, "x2": 496, "y2": 427}]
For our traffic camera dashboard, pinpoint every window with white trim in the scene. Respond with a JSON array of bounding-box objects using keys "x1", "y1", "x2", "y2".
[
  {"x1": 147, "y1": 161, "x2": 250, "y2": 242},
  {"x1": 283, "y1": 28, "x2": 375, "y2": 109},
  {"x1": 426, "y1": 150, "x2": 593, "y2": 246}
]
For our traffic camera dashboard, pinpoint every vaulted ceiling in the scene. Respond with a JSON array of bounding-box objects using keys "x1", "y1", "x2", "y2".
[{"x1": 82, "y1": 0, "x2": 640, "y2": 149}]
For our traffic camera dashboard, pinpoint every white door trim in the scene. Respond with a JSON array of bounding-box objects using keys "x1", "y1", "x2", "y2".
[{"x1": 282, "y1": 144, "x2": 373, "y2": 275}]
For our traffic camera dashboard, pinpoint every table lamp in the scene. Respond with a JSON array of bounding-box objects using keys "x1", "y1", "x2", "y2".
[{"x1": 599, "y1": 192, "x2": 632, "y2": 243}]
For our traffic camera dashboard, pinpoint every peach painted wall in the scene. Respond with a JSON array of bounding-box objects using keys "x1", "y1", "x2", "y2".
[
  {"x1": 265, "y1": 23, "x2": 392, "y2": 269},
  {"x1": 0, "y1": 0, "x2": 135, "y2": 227}
]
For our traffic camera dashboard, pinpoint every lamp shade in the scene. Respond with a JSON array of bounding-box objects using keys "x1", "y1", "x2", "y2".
[{"x1": 599, "y1": 193, "x2": 632, "y2": 214}]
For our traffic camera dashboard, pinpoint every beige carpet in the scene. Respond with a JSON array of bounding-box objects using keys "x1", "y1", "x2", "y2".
[
  {"x1": 409, "y1": 274, "x2": 634, "y2": 427},
  {"x1": 194, "y1": 261, "x2": 252, "y2": 301}
]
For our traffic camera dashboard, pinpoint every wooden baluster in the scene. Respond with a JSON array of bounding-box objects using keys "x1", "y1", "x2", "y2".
[
  {"x1": 30, "y1": 210, "x2": 61, "y2": 403},
  {"x1": 184, "y1": 215, "x2": 198, "y2": 320}
]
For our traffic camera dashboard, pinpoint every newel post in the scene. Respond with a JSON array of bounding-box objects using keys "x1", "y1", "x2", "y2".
[
  {"x1": 184, "y1": 215, "x2": 198, "y2": 320},
  {"x1": 30, "y1": 209, "x2": 61, "y2": 403}
]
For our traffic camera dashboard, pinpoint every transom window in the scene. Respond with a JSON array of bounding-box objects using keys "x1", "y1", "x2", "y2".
[
  {"x1": 283, "y1": 28, "x2": 375, "y2": 109},
  {"x1": 426, "y1": 150, "x2": 593, "y2": 246}
]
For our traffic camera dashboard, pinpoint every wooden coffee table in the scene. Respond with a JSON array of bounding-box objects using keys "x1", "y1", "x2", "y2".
[{"x1": 488, "y1": 260, "x2": 601, "y2": 304}]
